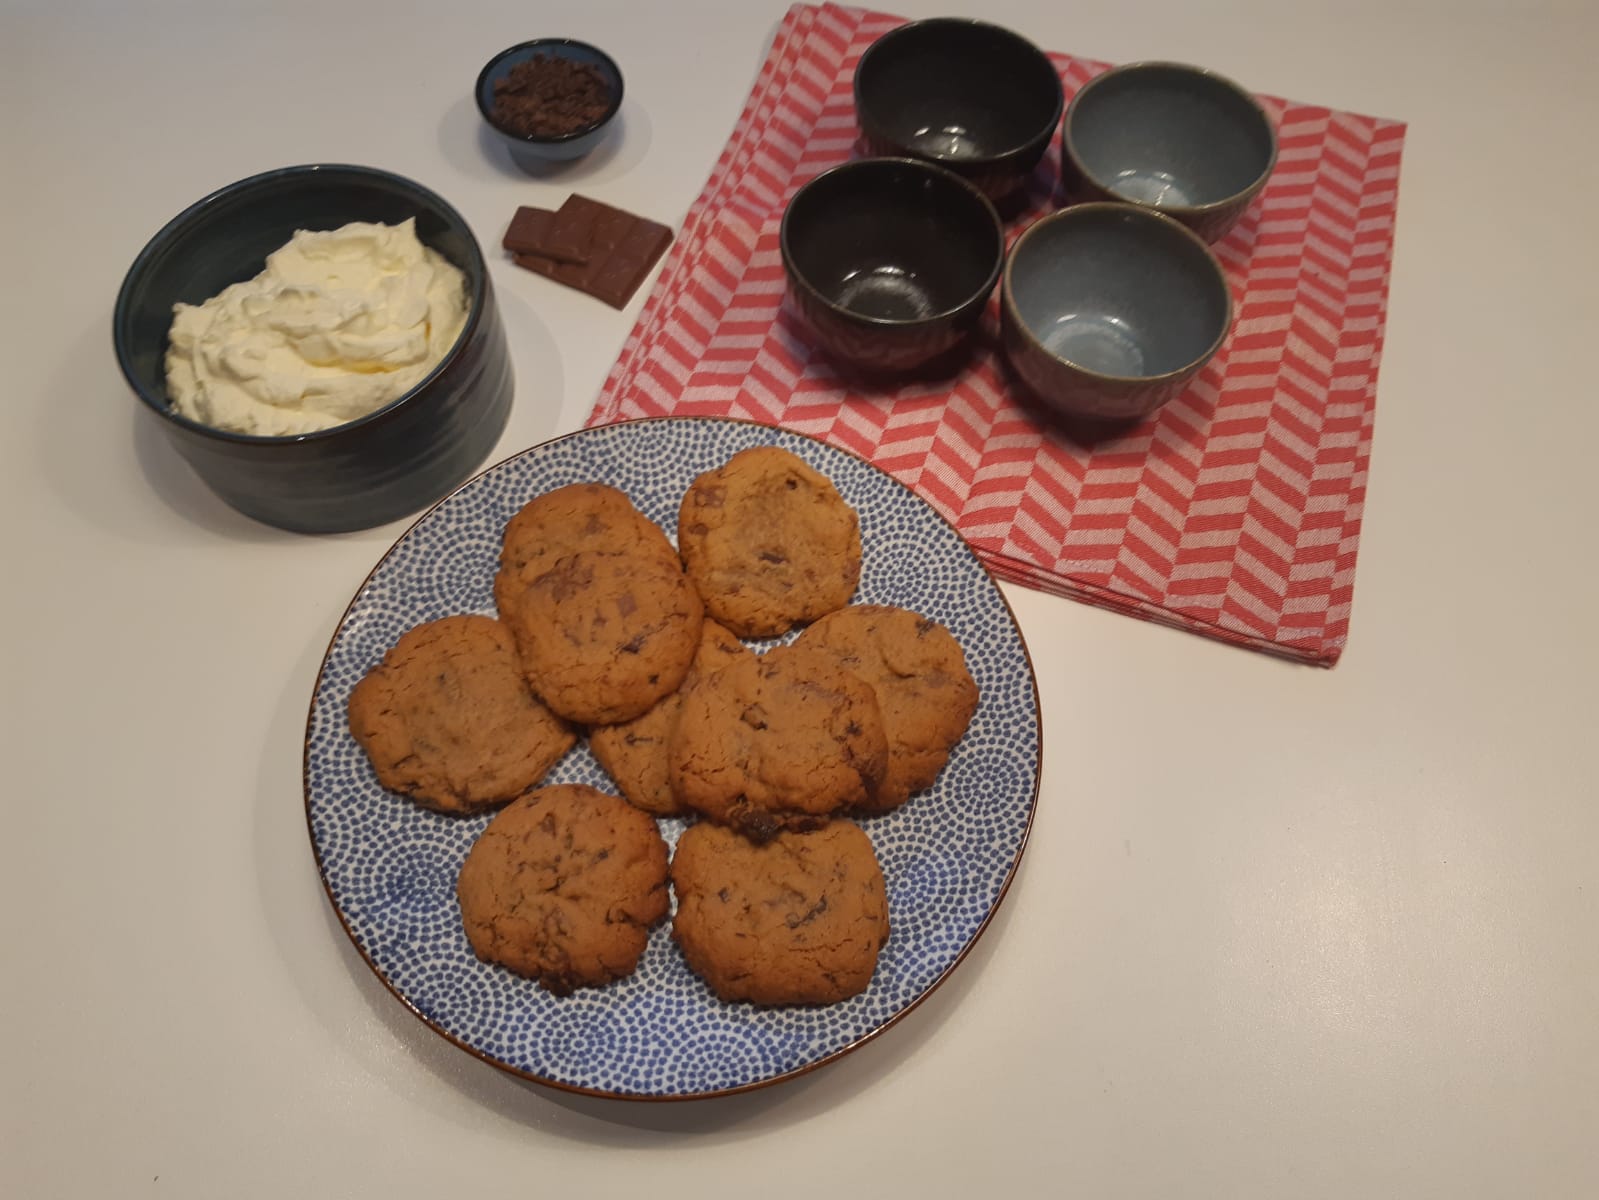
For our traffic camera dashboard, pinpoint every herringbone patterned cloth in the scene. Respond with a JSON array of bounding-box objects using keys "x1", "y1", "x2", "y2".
[{"x1": 586, "y1": 2, "x2": 1407, "y2": 665}]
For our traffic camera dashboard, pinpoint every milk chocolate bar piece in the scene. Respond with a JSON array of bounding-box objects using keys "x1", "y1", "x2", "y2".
[
  {"x1": 502, "y1": 206, "x2": 587, "y2": 264},
  {"x1": 512, "y1": 195, "x2": 674, "y2": 309},
  {"x1": 543, "y1": 193, "x2": 620, "y2": 263},
  {"x1": 513, "y1": 251, "x2": 588, "y2": 290},
  {"x1": 584, "y1": 218, "x2": 674, "y2": 308}
]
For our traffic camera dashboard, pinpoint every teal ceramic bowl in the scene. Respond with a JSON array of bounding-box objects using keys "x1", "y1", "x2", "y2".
[
  {"x1": 1001, "y1": 202, "x2": 1232, "y2": 421},
  {"x1": 1061, "y1": 61, "x2": 1277, "y2": 242}
]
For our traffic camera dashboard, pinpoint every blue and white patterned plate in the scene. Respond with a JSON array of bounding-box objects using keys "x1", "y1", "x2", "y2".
[{"x1": 304, "y1": 417, "x2": 1040, "y2": 1099}]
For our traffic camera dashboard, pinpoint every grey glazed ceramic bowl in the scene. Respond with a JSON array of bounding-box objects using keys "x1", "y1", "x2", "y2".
[
  {"x1": 781, "y1": 157, "x2": 1005, "y2": 372},
  {"x1": 1001, "y1": 203, "x2": 1232, "y2": 422},
  {"x1": 476, "y1": 39, "x2": 624, "y2": 166},
  {"x1": 1061, "y1": 61, "x2": 1277, "y2": 242},
  {"x1": 113, "y1": 164, "x2": 513, "y2": 533},
  {"x1": 854, "y1": 18, "x2": 1064, "y2": 200}
]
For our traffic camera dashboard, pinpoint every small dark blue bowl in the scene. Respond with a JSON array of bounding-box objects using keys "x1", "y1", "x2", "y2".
[
  {"x1": 475, "y1": 39, "x2": 624, "y2": 166},
  {"x1": 112, "y1": 164, "x2": 514, "y2": 533},
  {"x1": 1061, "y1": 61, "x2": 1277, "y2": 243}
]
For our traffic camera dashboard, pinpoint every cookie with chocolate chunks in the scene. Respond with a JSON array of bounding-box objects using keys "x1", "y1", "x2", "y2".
[
  {"x1": 589, "y1": 619, "x2": 751, "y2": 816},
  {"x1": 457, "y1": 784, "x2": 669, "y2": 995},
  {"x1": 795, "y1": 605, "x2": 978, "y2": 813},
  {"x1": 676, "y1": 445, "x2": 862, "y2": 638},
  {"x1": 496, "y1": 482, "x2": 679, "y2": 582},
  {"x1": 670, "y1": 820, "x2": 890, "y2": 1006},
  {"x1": 668, "y1": 641, "x2": 887, "y2": 840},
  {"x1": 496, "y1": 548, "x2": 704, "y2": 726},
  {"x1": 346, "y1": 615, "x2": 576, "y2": 816}
]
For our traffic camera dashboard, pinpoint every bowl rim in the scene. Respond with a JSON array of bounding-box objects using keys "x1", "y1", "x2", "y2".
[
  {"x1": 1062, "y1": 60, "x2": 1279, "y2": 218},
  {"x1": 779, "y1": 156, "x2": 1006, "y2": 329},
  {"x1": 1001, "y1": 201, "x2": 1234, "y2": 384},
  {"x1": 474, "y1": 38, "x2": 624, "y2": 145},
  {"x1": 852, "y1": 17, "x2": 1066, "y2": 166},
  {"x1": 111, "y1": 162, "x2": 489, "y2": 446}
]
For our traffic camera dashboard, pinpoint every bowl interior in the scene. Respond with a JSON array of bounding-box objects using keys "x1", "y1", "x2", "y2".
[
  {"x1": 1009, "y1": 206, "x2": 1229, "y2": 378},
  {"x1": 1068, "y1": 64, "x2": 1275, "y2": 208},
  {"x1": 856, "y1": 20, "x2": 1063, "y2": 161},
  {"x1": 114, "y1": 165, "x2": 484, "y2": 428},
  {"x1": 475, "y1": 40, "x2": 623, "y2": 143},
  {"x1": 784, "y1": 160, "x2": 1002, "y2": 322}
]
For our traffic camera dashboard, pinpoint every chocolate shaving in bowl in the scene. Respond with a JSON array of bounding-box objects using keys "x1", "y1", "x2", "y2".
[{"x1": 492, "y1": 54, "x2": 613, "y2": 138}]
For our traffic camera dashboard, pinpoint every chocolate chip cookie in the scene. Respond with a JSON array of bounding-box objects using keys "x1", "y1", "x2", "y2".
[
  {"x1": 346, "y1": 615, "x2": 576, "y2": 815},
  {"x1": 495, "y1": 549, "x2": 705, "y2": 725},
  {"x1": 589, "y1": 619, "x2": 751, "y2": 816},
  {"x1": 456, "y1": 783, "x2": 670, "y2": 995},
  {"x1": 676, "y1": 446, "x2": 862, "y2": 638},
  {"x1": 498, "y1": 481, "x2": 681, "y2": 580},
  {"x1": 795, "y1": 605, "x2": 978, "y2": 813},
  {"x1": 670, "y1": 820, "x2": 891, "y2": 1006},
  {"x1": 669, "y1": 642, "x2": 888, "y2": 840}
]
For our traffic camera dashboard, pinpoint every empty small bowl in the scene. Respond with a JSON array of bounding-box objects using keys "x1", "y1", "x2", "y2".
[
  {"x1": 780, "y1": 157, "x2": 1005, "y2": 372},
  {"x1": 113, "y1": 164, "x2": 514, "y2": 533},
  {"x1": 853, "y1": 18, "x2": 1064, "y2": 200},
  {"x1": 1061, "y1": 61, "x2": 1277, "y2": 242},
  {"x1": 1001, "y1": 203, "x2": 1232, "y2": 422},
  {"x1": 476, "y1": 39, "x2": 623, "y2": 166}
]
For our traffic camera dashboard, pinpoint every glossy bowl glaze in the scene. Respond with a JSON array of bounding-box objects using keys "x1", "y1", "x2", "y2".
[
  {"x1": 113, "y1": 164, "x2": 513, "y2": 533},
  {"x1": 854, "y1": 18, "x2": 1064, "y2": 200},
  {"x1": 1061, "y1": 61, "x2": 1277, "y2": 242},
  {"x1": 781, "y1": 157, "x2": 1005, "y2": 372},
  {"x1": 475, "y1": 39, "x2": 623, "y2": 166},
  {"x1": 1001, "y1": 203, "x2": 1232, "y2": 421}
]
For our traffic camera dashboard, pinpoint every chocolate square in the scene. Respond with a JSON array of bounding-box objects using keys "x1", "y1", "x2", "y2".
[{"x1": 502, "y1": 206, "x2": 587, "y2": 264}]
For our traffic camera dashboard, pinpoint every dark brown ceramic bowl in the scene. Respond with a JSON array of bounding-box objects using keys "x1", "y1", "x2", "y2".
[
  {"x1": 113, "y1": 164, "x2": 513, "y2": 533},
  {"x1": 780, "y1": 157, "x2": 1004, "y2": 372},
  {"x1": 1061, "y1": 61, "x2": 1277, "y2": 243},
  {"x1": 1001, "y1": 203, "x2": 1232, "y2": 421},
  {"x1": 854, "y1": 18, "x2": 1065, "y2": 200}
]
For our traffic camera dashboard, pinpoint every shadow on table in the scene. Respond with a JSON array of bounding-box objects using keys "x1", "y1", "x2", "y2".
[
  {"x1": 436, "y1": 94, "x2": 653, "y2": 189},
  {"x1": 381, "y1": 888, "x2": 1021, "y2": 1140},
  {"x1": 44, "y1": 287, "x2": 568, "y2": 545},
  {"x1": 32, "y1": 313, "x2": 297, "y2": 545}
]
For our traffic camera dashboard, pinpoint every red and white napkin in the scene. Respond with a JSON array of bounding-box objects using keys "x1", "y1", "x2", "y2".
[{"x1": 586, "y1": 3, "x2": 1407, "y2": 666}]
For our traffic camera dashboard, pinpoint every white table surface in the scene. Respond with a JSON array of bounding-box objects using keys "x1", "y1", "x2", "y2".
[{"x1": 5, "y1": 0, "x2": 1596, "y2": 1196}]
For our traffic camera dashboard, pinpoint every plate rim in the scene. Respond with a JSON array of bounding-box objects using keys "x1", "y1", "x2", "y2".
[{"x1": 301, "y1": 415, "x2": 1043, "y2": 1102}]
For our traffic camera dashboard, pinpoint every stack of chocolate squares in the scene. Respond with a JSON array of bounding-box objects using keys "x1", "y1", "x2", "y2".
[{"x1": 503, "y1": 194, "x2": 675, "y2": 309}]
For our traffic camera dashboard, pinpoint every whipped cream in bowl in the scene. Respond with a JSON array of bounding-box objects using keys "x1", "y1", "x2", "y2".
[
  {"x1": 165, "y1": 218, "x2": 469, "y2": 437},
  {"x1": 114, "y1": 164, "x2": 513, "y2": 532}
]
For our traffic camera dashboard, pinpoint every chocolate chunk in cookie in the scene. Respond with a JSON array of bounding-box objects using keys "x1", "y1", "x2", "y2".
[
  {"x1": 495, "y1": 548, "x2": 704, "y2": 726},
  {"x1": 589, "y1": 620, "x2": 750, "y2": 816},
  {"x1": 795, "y1": 605, "x2": 978, "y2": 813},
  {"x1": 676, "y1": 446, "x2": 862, "y2": 638},
  {"x1": 456, "y1": 784, "x2": 670, "y2": 995},
  {"x1": 346, "y1": 615, "x2": 576, "y2": 815},
  {"x1": 669, "y1": 642, "x2": 887, "y2": 840},
  {"x1": 670, "y1": 820, "x2": 890, "y2": 1006}
]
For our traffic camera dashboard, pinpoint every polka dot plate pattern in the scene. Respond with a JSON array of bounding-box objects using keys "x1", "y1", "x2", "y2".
[{"x1": 304, "y1": 417, "x2": 1041, "y2": 1099}]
